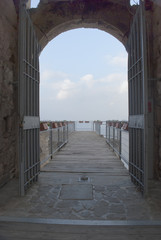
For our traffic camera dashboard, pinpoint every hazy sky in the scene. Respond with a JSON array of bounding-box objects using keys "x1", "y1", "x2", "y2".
[{"x1": 31, "y1": 0, "x2": 138, "y2": 121}]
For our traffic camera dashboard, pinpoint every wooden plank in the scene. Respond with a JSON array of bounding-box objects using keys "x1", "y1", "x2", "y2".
[{"x1": 42, "y1": 132, "x2": 128, "y2": 176}]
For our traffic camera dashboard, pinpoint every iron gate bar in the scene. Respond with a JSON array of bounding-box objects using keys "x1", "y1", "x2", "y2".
[
  {"x1": 141, "y1": 0, "x2": 148, "y2": 195},
  {"x1": 19, "y1": 0, "x2": 40, "y2": 196},
  {"x1": 127, "y1": 0, "x2": 148, "y2": 195}
]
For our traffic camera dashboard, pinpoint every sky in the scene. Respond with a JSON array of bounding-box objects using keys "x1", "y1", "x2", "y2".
[{"x1": 30, "y1": 0, "x2": 138, "y2": 121}]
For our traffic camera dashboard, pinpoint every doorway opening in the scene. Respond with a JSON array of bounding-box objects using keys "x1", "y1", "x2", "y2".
[
  {"x1": 18, "y1": 0, "x2": 149, "y2": 199},
  {"x1": 39, "y1": 30, "x2": 129, "y2": 208}
]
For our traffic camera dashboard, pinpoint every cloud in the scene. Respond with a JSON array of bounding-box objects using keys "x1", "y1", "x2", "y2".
[
  {"x1": 57, "y1": 90, "x2": 69, "y2": 100},
  {"x1": 105, "y1": 54, "x2": 128, "y2": 67},
  {"x1": 54, "y1": 79, "x2": 76, "y2": 100},
  {"x1": 41, "y1": 70, "x2": 68, "y2": 85},
  {"x1": 40, "y1": 70, "x2": 128, "y2": 121},
  {"x1": 80, "y1": 74, "x2": 94, "y2": 88},
  {"x1": 119, "y1": 81, "x2": 128, "y2": 94},
  {"x1": 100, "y1": 73, "x2": 126, "y2": 84},
  {"x1": 110, "y1": 56, "x2": 127, "y2": 66}
]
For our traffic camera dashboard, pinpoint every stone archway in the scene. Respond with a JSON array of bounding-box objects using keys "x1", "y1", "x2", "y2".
[
  {"x1": 3, "y1": 0, "x2": 161, "y2": 196},
  {"x1": 30, "y1": 0, "x2": 136, "y2": 50}
]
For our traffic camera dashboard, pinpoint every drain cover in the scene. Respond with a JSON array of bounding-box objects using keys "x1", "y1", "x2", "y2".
[{"x1": 59, "y1": 184, "x2": 93, "y2": 200}]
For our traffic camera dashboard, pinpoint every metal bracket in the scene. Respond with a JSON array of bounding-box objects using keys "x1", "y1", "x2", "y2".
[
  {"x1": 23, "y1": 116, "x2": 40, "y2": 130},
  {"x1": 129, "y1": 115, "x2": 144, "y2": 129}
]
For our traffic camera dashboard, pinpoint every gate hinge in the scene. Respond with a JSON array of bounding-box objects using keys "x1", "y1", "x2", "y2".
[{"x1": 19, "y1": 120, "x2": 23, "y2": 128}]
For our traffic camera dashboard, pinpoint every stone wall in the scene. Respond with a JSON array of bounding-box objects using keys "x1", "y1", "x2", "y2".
[
  {"x1": 150, "y1": 0, "x2": 161, "y2": 178},
  {"x1": 0, "y1": 0, "x2": 18, "y2": 187}
]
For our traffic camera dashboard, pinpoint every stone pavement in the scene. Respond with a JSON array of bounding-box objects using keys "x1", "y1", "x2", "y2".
[{"x1": 0, "y1": 132, "x2": 161, "y2": 221}]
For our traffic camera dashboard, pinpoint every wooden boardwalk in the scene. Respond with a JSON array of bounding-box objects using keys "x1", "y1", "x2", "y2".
[
  {"x1": 42, "y1": 131, "x2": 128, "y2": 175},
  {"x1": 1, "y1": 131, "x2": 161, "y2": 239}
]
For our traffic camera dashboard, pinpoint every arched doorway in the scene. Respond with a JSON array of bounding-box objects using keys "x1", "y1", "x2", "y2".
[
  {"x1": 18, "y1": 0, "x2": 150, "y2": 196},
  {"x1": 39, "y1": 28, "x2": 128, "y2": 121}
]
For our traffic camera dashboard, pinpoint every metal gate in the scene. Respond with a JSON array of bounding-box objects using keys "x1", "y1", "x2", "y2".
[
  {"x1": 128, "y1": 1, "x2": 148, "y2": 194},
  {"x1": 18, "y1": 1, "x2": 40, "y2": 196}
]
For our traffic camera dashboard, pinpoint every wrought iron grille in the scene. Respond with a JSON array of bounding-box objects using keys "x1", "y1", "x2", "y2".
[
  {"x1": 128, "y1": 1, "x2": 148, "y2": 194},
  {"x1": 19, "y1": 1, "x2": 40, "y2": 196}
]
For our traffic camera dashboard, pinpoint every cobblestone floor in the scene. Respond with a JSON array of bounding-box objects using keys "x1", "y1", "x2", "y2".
[{"x1": 0, "y1": 132, "x2": 161, "y2": 220}]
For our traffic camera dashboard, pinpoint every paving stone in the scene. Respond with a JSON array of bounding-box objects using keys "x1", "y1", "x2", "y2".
[
  {"x1": 46, "y1": 189, "x2": 59, "y2": 197},
  {"x1": 93, "y1": 200, "x2": 109, "y2": 217},
  {"x1": 109, "y1": 204, "x2": 125, "y2": 214},
  {"x1": 106, "y1": 213, "x2": 127, "y2": 220},
  {"x1": 56, "y1": 200, "x2": 80, "y2": 209},
  {"x1": 28, "y1": 206, "x2": 41, "y2": 214},
  {"x1": 94, "y1": 185, "x2": 105, "y2": 192},
  {"x1": 82, "y1": 200, "x2": 96, "y2": 210},
  {"x1": 94, "y1": 192, "x2": 104, "y2": 200},
  {"x1": 30, "y1": 197, "x2": 40, "y2": 204},
  {"x1": 108, "y1": 197, "x2": 121, "y2": 204},
  {"x1": 78, "y1": 210, "x2": 93, "y2": 218},
  {"x1": 56, "y1": 208, "x2": 72, "y2": 216},
  {"x1": 45, "y1": 204, "x2": 53, "y2": 209},
  {"x1": 72, "y1": 202, "x2": 84, "y2": 213}
]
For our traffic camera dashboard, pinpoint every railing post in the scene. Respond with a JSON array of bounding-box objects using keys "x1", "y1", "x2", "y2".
[
  {"x1": 119, "y1": 128, "x2": 122, "y2": 159},
  {"x1": 64, "y1": 124, "x2": 66, "y2": 142},
  {"x1": 61, "y1": 124, "x2": 62, "y2": 145},
  {"x1": 49, "y1": 122, "x2": 53, "y2": 159},
  {"x1": 99, "y1": 122, "x2": 101, "y2": 135},
  {"x1": 63, "y1": 125, "x2": 65, "y2": 143},
  {"x1": 113, "y1": 127, "x2": 115, "y2": 150},
  {"x1": 58, "y1": 127, "x2": 60, "y2": 147},
  {"x1": 106, "y1": 121, "x2": 107, "y2": 139},
  {"x1": 67, "y1": 122, "x2": 69, "y2": 141}
]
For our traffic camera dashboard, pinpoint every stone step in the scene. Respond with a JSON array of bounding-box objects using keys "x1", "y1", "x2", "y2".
[{"x1": 0, "y1": 217, "x2": 161, "y2": 240}]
